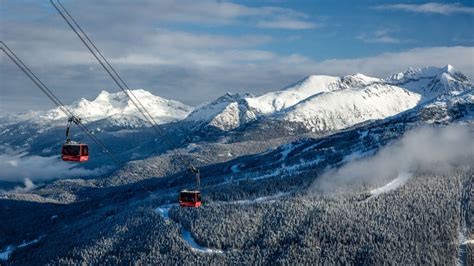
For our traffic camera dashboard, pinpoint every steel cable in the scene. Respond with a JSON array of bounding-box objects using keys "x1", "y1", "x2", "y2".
[
  {"x1": 0, "y1": 42, "x2": 122, "y2": 166},
  {"x1": 50, "y1": 0, "x2": 195, "y2": 172}
]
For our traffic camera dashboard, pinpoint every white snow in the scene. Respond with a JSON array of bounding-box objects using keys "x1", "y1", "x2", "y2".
[
  {"x1": 387, "y1": 65, "x2": 471, "y2": 100},
  {"x1": 0, "y1": 237, "x2": 42, "y2": 261},
  {"x1": 154, "y1": 205, "x2": 173, "y2": 220},
  {"x1": 230, "y1": 192, "x2": 290, "y2": 205},
  {"x1": 0, "y1": 246, "x2": 13, "y2": 261},
  {"x1": 246, "y1": 75, "x2": 341, "y2": 115},
  {"x1": 184, "y1": 75, "x2": 343, "y2": 130},
  {"x1": 388, "y1": 65, "x2": 456, "y2": 81},
  {"x1": 185, "y1": 93, "x2": 254, "y2": 130},
  {"x1": 154, "y1": 203, "x2": 224, "y2": 254},
  {"x1": 230, "y1": 164, "x2": 241, "y2": 174},
  {"x1": 280, "y1": 85, "x2": 421, "y2": 132},
  {"x1": 183, "y1": 66, "x2": 471, "y2": 132},
  {"x1": 26, "y1": 89, "x2": 193, "y2": 127},
  {"x1": 8, "y1": 65, "x2": 469, "y2": 136},
  {"x1": 181, "y1": 229, "x2": 224, "y2": 254},
  {"x1": 279, "y1": 143, "x2": 294, "y2": 161},
  {"x1": 359, "y1": 130, "x2": 369, "y2": 139},
  {"x1": 370, "y1": 172, "x2": 412, "y2": 197},
  {"x1": 463, "y1": 240, "x2": 474, "y2": 245},
  {"x1": 187, "y1": 98, "x2": 235, "y2": 122}
]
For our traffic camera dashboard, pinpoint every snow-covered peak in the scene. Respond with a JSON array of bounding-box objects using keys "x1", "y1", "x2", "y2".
[
  {"x1": 185, "y1": 74, "x2": 344, "y2": 130},
  {"x1": 444, "y1": 64, "x2": 455, "y2": 73},
  {"x1": 37, "y1": 89, "x2": 193, "y2": 126},
  {"x1": 386, "y1": 65, "x2": 471, "y2": 100},
  {"x1": 343, "y1": 73, "x2": 381, "y2": 86},
  {"x1": 284, "y1": 75, "x2": 341, "y2": 93},
  {"x1": 186, "y1": 93, "x2": 250, "y2": 121},
  {"x1": 246, "y1": 75, "x2": 341, "y2": 115},
  {"x1": 279, "y1": 84, "x2": 421, "y2": 132},
  {"x1": 185, "y1": 66, "x2": 471, "y2": 133},
  {"x1": 184, "y1": 92, "x2": 256, "y2": 130},
  {"x1": 388, "y1": 65, "x2": 465, "y2": 82}
]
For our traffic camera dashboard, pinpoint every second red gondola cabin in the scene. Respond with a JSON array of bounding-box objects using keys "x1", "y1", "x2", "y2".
[{"x1": 179, "y1": 190, "x2": 202, "y2": 207}]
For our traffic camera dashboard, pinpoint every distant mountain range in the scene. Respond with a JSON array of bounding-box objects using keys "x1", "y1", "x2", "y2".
[
  {"x1": 0, "y1": 65, "x2": 472, "y2": 175},
  {"x1": 186, "y1": 65, "x2": 471, "y2": 132},
  {"x1": 4, "y1": 65, "x2": 471, "y2": 131}
]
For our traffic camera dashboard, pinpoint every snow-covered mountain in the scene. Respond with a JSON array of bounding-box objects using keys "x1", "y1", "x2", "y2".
[
  {"x1": 186, "y1": 65, "x2": 472, "y2": 132},
  {"x1": 14, "y1": 89, "x2": 193, "y2": 128},
  {"x1": 278, "y1": 84, "x2": 421, "y2": 132},
  {"x1": 184, "y1": 93, "x2": 256, "y2": 131},
  {"x1": 246, "y1": 75, "x2": 342, "y2": 114},
  {"x1": 386, "y1": 65, "x2": 470, "y2": 99},
  {"x1": 6, "y1": 65, "x2": 470, "y2": 133}
]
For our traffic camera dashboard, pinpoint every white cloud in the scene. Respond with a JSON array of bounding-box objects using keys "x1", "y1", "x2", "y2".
[
  {"x1": 257, "y1": 19, "x2": 318, "y2": 30},
  {"x1": 2, "y1": 178, "x2": 38, "y2": 194},
  {"x1": 50, "y1": 0, "x2": 316, "y2": 29},
  {"x1": 149, "y1": 29, "x2": 273, "y2": 49},
  {"x1": 374, "y1": 2, "x2": 474, "y2": 15},
  {"x1": 311, "y1": 125, "x2": 474, "y2": 195},
  {"x1": 0, "y1": 148, "x2": 108, "y2": 182},
  {"x1": 357, "y1": 29, "x2": 405, "y2": 44}
]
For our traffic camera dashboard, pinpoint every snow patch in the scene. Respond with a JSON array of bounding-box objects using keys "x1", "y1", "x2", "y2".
[
  {"x1": 154, "y1": 204, "x2": 224, "y2": 254},
  {"x1": 154, "y1": 204, "x2": 175, "y2": 220},
  {"x1": 370, "y1": 172, "x2": 412, "y2": 197},
  {"x1": 0, "y1": 246, "x2": 13, "y2": 261},
  {"x1": 279, "y1": 143, "x2": 294, "y2": 162},
  {"x1": 181, "y1": 229, "x2": 224, "y2": 254},
  {"x1": 0, "y1": 236, "x2": 42, "y2": 261},
  {"x1": 230, "y1": 164, "x2": 241, "y2": 174},
  {"x1": 230, "y1": 192, "x2": 290, "y2": 205}
]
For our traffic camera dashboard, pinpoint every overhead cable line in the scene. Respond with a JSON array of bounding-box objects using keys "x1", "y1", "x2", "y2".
[
  {"x1": 50, "y1": 0, "x2": 196, "y2": 172},
  {"x1": 0, "y1": 41, "x2": 122, "y2": 166}
]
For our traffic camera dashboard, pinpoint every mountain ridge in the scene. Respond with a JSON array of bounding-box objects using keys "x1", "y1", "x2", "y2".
[
  {"x1": 8, "y1": 89, "x2": 194, "y2": 128},
  {"x1": 186, "y1": 65, "x2": 472, "y2": 131}
]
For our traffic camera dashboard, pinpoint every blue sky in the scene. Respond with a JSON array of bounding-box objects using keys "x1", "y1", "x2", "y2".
[{"x1": 1, "y1": 0, "x2": 473, "y2": 113}]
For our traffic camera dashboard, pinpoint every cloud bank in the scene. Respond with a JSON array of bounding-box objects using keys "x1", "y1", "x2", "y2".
[
  {"x1": 0, "y1": 147, "x2": 107, "y2": 182},
  {"x1": 310, "y1": 125, "x2": 474, "y2": 195}
]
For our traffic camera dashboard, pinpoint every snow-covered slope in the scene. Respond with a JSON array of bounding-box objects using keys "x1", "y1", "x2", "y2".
[
  {"x1": 246, "y1": 75, "x2": 342, "y2": 114},
  {"x1": 386, "y1": 65, "x2": 470, "y2": 100},
  {"x1": 279, "y1": 84, "x2": 421, "y2": 132},
  {"x1": 185, "y1": 93, "x2": 256, "y2": 131},
  {"x1": 185, "y1": 75, "x2": 356, "y2": 131},
  {"x1": 22, "y1": 89, "x2": 193, "y2": 127},
  {"x1": 186, "y1": 65, "x2": 471, "y2": 132}
]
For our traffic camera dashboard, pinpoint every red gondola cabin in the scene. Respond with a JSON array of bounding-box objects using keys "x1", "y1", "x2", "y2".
[
  {"x1": 61, "y1": 142, "x2": 89, "y2": 162},
  {"x1": 179, "y1": 190, "x2": 202, "y2": 207}
]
